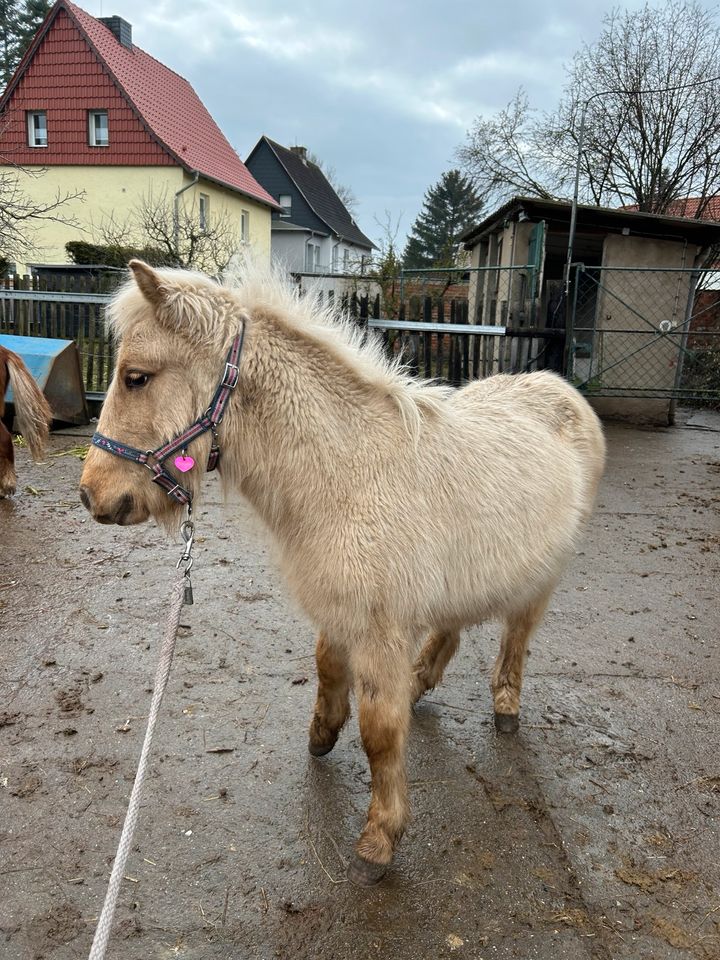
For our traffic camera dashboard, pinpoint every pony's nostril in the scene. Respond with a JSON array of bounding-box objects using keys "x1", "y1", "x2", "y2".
[
  {"x1": 79, "y1": 485, "x2": 92, "y2": 511},
  {"x1": 114, "y1": 493, "x2": 134, "y2": 524}
]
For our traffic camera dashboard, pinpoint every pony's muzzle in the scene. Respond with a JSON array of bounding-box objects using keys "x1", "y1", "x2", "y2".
[{"x1": 79, "y1": 484, "x2": 137, "y2": 525}]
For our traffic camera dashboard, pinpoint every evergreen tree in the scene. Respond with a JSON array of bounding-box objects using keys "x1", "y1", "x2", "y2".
[
  {"x1": 0, "y1": 1, "x2": 22, "y2": 87},
  {"x1": 0, "y1": 0, "x2": 49, "y2": 88},
  {"x1": 17, "y1": 0, "x2": 49, "y2": 59},
  {"x1": 403, "y1": 170, "x2": 483, "y2": 269}
]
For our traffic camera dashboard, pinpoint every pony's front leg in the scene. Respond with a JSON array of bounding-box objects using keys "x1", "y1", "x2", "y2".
[
  {"x1": 308, "y1": 631, "x2": 351, "y2": 756},
  {"x1": 348, "y1": 642, "x2": 412, "y2": 886}
]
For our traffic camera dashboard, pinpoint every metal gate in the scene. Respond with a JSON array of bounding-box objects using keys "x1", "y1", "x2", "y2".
[{"x1": 567, "y1": 264, "x2": 720, "y2": 406}]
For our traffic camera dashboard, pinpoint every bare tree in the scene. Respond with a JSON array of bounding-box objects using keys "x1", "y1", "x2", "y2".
[
  {"x1": 458, "y1": 1, "x2": 720, "y2": 215},
  {"x1": 0, "y1": 166, "x2": 83, "y2": 263},
  {"x1": 366, "y1": 210, "x2": 403, "y2": 318},
  {"x1": 457, "y1": 90, "x2": 557, "y2": 206},
  {"x1": 96, "y1": 187, "x2": 242, "y2": 273}
]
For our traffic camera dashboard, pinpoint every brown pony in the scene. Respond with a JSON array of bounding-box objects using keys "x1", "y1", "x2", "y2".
[
  {"x1": 0, "y1": 345, "x2": 52, "y2": 496},
  {"x1": 80, "y1": 261, "x2": 605, "y2": 884}
]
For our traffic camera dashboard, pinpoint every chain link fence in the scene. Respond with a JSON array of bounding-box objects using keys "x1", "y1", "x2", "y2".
[{"x1": 568, "y1": 265, "x2": 720, "y2": 406}]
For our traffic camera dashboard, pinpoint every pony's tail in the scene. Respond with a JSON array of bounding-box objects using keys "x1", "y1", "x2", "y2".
[{"x1": 5, "y1": 350, "x2": 52, "y2": 461}]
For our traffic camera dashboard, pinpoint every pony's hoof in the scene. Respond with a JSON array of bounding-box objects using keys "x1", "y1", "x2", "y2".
[
  {"x1": 347, "y1": 854, "x2": 387, "y2": 886},
  {"x1": 494, "y1": 711, "x2": 519, "y2": 734},
  {"x1": 308, "y1": 739, "x2": 336, "y2": 757}
]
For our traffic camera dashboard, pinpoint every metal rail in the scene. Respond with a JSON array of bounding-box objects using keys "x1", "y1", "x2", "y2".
[
  {"x1": 367, "y1": 319, "x2": 507, "y2": 336},
  {"x1": 0, "y1": 289, "x2": 112, "y2": 304}
]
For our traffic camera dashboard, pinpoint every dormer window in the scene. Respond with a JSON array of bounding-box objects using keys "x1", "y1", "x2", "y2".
[
  {"x1": 27, "y1": 111, "x2": 47, "y2": 147},
  {"x1": 88, "y1": 110, "x2": 109, "y2": 147}
]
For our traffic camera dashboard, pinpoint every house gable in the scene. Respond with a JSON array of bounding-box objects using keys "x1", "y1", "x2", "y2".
[
  {"x1": 0, "y1": 7, "x2": 170, "y2": 167},
  {"x1": 0, "y1": 0, "x2": 279, "y2": 209},
  {"x1": 246, "y1": 138, "x2": 332, "y2": 236},
  {"x1": 246, "y1": 136, "x2": 374, "y2": 249}
]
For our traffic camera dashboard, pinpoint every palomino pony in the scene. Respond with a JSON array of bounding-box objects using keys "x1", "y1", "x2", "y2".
[
  {"x1": 80, "y1": 261, "x2": 605, "y2": 885},
  {"x1": 0, "y1": 345, "x2": 52, "y2": 496}
]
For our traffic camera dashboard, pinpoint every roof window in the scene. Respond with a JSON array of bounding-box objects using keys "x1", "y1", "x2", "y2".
[
  {"x1": 27, "y1": 111, "x2": 47, "y2": 148},
  {"x1": 89, "y1": 111, "x2": 109, "y2": 147}
]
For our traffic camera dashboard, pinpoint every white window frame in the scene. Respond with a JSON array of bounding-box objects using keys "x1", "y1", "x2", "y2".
[
  {"x1": 27, "y1": 111, "x2": 47, "y2": 148},
  {"x1": 88, "y1": 110, "x2": 109, "y2": 147},
  {"x1": 343, "y1": 248, "x2": 350, "y2": 272},
  {"x1": 241, "y1": 209, "x2": 249, "y2": 243},
  {"x1": 199, "y1": 193, "x2": 210, "y2": 231},
  {"x1": 331, "y1": 244, "x2": 339, "y2": 273},
  {"x1": 279, "y1": 194, "x2": 292, "y2": 218}
]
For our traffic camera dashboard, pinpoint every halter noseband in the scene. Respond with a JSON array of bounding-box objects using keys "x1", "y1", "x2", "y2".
[{"x1": 91, "y1": 326, "x2": 245, "y2": 508}]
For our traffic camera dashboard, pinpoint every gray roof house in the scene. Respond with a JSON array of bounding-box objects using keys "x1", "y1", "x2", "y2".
[{"x1": 245, "y1": 136, "x2": 375, "y2": 278}]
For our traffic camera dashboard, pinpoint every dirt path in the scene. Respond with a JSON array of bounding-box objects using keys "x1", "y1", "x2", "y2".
[{"x1": 1, "y1": 411, "x2": 719, "y2": 960}]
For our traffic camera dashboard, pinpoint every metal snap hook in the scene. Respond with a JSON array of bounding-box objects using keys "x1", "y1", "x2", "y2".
[{"x1": 177, "y1": 515, "x2": 195, "y2": 573}]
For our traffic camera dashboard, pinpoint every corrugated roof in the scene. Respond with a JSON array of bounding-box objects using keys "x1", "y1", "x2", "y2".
[
  {"x1": 1, "y1": 0, "x2": 279, "y2": 208},
  {"x1": 258, "y1": 137, "x2": 374, "y2": 249}
]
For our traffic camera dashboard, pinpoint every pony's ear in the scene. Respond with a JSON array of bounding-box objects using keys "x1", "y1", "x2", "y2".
[{"x1": 129, "y1": 260, "x2": 166, "y2": 306}]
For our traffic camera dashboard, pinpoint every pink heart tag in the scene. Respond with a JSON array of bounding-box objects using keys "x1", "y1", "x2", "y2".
[{"x1": 174, "y1": 455, "x2": 195, "y2": 473}]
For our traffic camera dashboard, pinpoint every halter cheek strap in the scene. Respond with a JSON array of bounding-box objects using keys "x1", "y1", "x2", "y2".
[{"x1": 91, "y1": 327, "x2": 245, "y2": 507}]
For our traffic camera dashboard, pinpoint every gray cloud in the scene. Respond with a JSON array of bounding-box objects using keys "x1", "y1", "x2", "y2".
[{"x1": 89, "y1": 0, "x2": 709, "y2": 248}]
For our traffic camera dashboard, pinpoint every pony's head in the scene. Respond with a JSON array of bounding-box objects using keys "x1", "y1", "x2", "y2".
[{"x1": 80, "y1": 260, "x2": 240, "y2": 529}]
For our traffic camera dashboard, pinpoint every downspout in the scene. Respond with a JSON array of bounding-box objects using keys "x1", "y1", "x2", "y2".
[{"x1": 174, "y1": 171, "x2": 200, "y2": 258}]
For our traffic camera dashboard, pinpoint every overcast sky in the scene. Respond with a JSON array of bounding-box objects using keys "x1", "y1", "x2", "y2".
[{"x1": 86, "y1": 0, "x2": 706, "y2": 249}]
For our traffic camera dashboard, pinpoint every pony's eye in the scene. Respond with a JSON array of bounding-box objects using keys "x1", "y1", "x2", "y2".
[{"x1": 125, "y1": 372, "x2": 150, "y2": 389}]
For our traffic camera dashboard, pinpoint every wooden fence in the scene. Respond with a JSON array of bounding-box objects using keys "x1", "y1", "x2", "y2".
[
  {"x1": 0, "y1": 273, "x2": 565, "y2": 396},
  {"x1": 0, "y1": 273, "x2": 117, "y2": 395}
]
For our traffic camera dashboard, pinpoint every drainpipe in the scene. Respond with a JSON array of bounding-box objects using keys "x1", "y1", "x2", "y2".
[{"x1": 174, "y1": 171, "x2": 200, "y2": 260}]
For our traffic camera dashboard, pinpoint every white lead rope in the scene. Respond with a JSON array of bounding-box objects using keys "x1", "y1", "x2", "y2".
[{"x1": 88, "y1": 571, "x2": 186, "y2": 960}]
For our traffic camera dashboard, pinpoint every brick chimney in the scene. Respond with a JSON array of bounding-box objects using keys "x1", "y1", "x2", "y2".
[
  {"x1": 99, "y1": 16, "x2": 133, "y2": 48},
  {"x1": 290, "y1": 145, "x2": 308, "y2": 163}
]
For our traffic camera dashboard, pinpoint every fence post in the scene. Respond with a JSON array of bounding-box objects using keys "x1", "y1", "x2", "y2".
[
  {"x1": 565, "y1": 263, "x2": 583, "y2": 380},
  {"x1": 423, "y1": 296, "x2": 432, "y2": 378}
]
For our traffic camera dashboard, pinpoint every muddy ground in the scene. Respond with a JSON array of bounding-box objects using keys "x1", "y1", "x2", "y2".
[{"x1": 1, "y1": 411, "x2": 719, "y2": 960}]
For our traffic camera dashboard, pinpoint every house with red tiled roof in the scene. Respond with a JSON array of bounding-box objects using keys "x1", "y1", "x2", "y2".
[
  {"x1": 621, "y1": 196, "x2": 720, "y2": 222},
  {"x1": 0, "y1": 0, "x2": 280, "y2": 270},
  {"x1": 662, "y1": 196, "x2": 720, "y2": 221}
]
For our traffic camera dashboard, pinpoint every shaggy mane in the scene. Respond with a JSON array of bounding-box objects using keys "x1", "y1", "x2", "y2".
[
  {"x1": 108, "y1": 260, "x2": 453, "y2": 439},
  {"x1": 226, "y1": 261, "x2": 453, "y2": 434}
]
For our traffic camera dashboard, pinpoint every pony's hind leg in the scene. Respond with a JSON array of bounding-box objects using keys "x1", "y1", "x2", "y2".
[
  {"x1": 308, "y1": 631, "x2": 350, "y2": 757},
  {"x1": 348, "y1": 642, "x2": 412, "y2": 886},
  {"x1": 492, "y1": 592, "x2": 552, "y2": 733},
  {"x1": 0, "y1": 421, "x2": 16, "y2": 497},
  {"x1": 411, "y1": 630, "x2": 461, "y2": 703}
]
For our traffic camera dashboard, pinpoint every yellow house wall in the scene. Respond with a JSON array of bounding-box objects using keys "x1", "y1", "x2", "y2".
[{"x1": 2, "y1": 165, "x2": 272, "y2": 270}]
